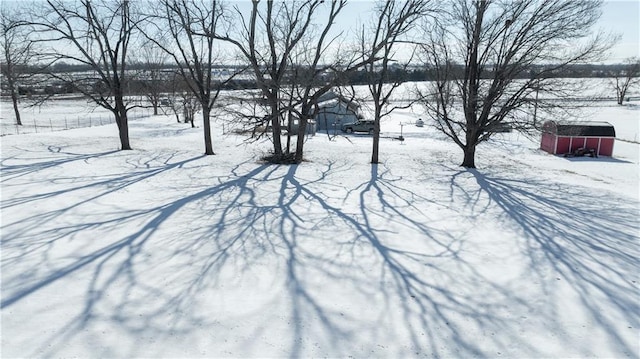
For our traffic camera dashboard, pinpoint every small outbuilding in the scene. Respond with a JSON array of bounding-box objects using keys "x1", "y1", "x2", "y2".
[{"x1": 540, "y1": 120, "x2": 616, "y2": 157}]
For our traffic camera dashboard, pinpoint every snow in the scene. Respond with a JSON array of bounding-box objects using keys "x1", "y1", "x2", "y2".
[{"x1": 1, "y1": 92, "x2": 639, "y2": 358}]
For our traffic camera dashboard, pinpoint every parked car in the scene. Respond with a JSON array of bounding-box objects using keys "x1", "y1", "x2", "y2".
[
  {"x1": 341, "y1": 120, "x2": 375, "y2": 134},
  {"x1": 415, "y1": 118, "x2": 424, "y2": 127}
]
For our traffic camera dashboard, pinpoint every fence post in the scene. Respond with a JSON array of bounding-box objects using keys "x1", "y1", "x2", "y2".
[
  {"x1": 50, "y1": 118, "x2": 53, "y2": 132},
  {"x1": 34, "y1": 118, "x2": 38, "y2": 133},
  {"x1": 65, "y1": 117, "x2": 68, "y2": 130}
]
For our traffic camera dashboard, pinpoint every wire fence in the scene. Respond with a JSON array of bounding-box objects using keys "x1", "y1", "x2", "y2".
[{"x1": 1, "y1": 108, "x2": 155, "y2": 136}]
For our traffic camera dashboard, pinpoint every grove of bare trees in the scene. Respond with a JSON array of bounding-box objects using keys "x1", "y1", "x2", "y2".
[
  {"x1": 216, "y1": 0, "x2": 379, "y2": 162},
  {"x1": 142, "y1": 0, "x2": 239, "y2": 155},
  {"x1": 0, "y1": 0, "x2": 625, "y2": 168},
  {"x1": 214, "y1": 0, "x2": 321, "y2": 161}
]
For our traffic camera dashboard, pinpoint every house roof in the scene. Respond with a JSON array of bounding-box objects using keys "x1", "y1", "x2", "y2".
[
  {"x1": 544, "y1": 121, "x2": 616, "y2": 137},
  {"x1": 316, "y1": 92, "x2": 360, "y2": 112}
]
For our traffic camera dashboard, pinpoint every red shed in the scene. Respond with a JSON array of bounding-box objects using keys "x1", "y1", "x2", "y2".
[{"x1": 540, "y1": 120, "x2": 616, "y2": 157}]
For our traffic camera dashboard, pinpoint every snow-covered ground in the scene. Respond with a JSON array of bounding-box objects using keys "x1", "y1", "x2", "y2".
[{"x1": 1, "y1": 93, "x2": 639, "y2": 358}]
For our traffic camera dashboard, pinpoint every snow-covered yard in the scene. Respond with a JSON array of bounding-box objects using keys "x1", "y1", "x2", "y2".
[{"x1": 1, "y1": 95, "x2": 639, "y2": 358}]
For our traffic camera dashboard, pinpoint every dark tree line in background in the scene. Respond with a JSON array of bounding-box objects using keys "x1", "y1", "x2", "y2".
[
  {"x1": 0, "y1": 0, "x2": 631, "y2": 168},
  {"x1": 6, "y1": 60, "x2": 632, "y2": 90}
]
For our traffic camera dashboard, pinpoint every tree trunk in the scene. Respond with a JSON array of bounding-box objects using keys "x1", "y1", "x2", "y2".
[
  {"x1": 294, "y1": 117, "x2": 307, "y2": 163},
  {"x1": 616, "y1": 78, "x2": 625, "y2": 105},
  {"x1": 114, "y1": 97, "x2": 132, "y2": 150},
  {"x1": 115, "y1": 113, "x2": 132, "y2": 150},
  {"x1": 271, "y1": 105, "x2": 283, "y2": 157},
  {"x1": 10, "y1": 88, "x2": 22, "y2": 126},
  {"x1": 202, "y1": 108, "x2": 214, "y2": 155},
  {"x1": 286, "y1": 113, "x2": 292, "y2": 154},
  {"x1": 371, "y1": 119, "x2": 381, "y2": 164},
  {"x1": 461, "y1": 145, "x2": 476, "y2": 168},
  {"x1": 371, "y1": 104, "x2": 382, "y2": 164},
  {"x1": 617, "y1": 87, "x2": 625, "y2": 105}
]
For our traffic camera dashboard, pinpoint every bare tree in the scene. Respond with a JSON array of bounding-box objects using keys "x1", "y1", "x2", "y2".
[
  {"x1": 134, "y1": 41, "x2": 169, "y2": 115},
  {"x1": 165, "y1": 71, "x2": 188, "y2": 123},
  {"x1": 181, "y1": 91, "x2": 200, "y2": 128},
  {"x1": 29, "y1": 0, "x2": 139, "y2": 150},
  {"x1": 1, "y1": 7, "x2": 35, "y2": 126},
  {"x1": 417, "y1": 0, "x2": 613, "y2": 168},
  {"x1": 361, "y1": 0, "x2": 432, "y2": 164},
  {"x1": 612, "y1": 57, "x2": 640, "y2": 105},
  {"x1": 284, "y1": 0, "x2": 391, "y2": 163},
  {"x1": 215, "y1": 0, "x2": 327, "y2": 161},
  {"x1": 143, "y1": 0, "x2": 231, "y2": 155},
  {"x1": 218, "y1": 0, "x2": 389, "y2": 163}
]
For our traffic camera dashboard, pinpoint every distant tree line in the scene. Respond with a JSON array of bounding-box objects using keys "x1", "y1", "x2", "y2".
[{"x1": 3, "y1": 62, "x2": 635, "y2": 96}]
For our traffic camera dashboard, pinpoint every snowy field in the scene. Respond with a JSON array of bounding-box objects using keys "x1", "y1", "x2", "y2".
[{"x1": 1, "y1": 91, "x2": 639, "y2": 358}]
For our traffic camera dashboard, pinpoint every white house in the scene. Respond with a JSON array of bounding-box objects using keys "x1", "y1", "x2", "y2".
[{"x1": 311, "y1": 91, "x2": 362, "y2": 134}]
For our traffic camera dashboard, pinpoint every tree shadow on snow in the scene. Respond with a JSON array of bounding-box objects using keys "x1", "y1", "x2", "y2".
[
  {"x1": 1, "y1": 152, "x2": 638, "y2": 358},
  {"x1": 1, "y1": 144, "x2": 120, "y2": 183},
  {"x1": 1, "y1": 154, "x2": 271, "y2": 356},
  {"x1": 450, "y1": 168, "x2": 639, "y2": 356}
]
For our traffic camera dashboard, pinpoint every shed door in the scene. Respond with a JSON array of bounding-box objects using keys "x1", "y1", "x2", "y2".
[
  {"x1": 585, "y1": 138, "x2": 599, "y2": 151},
  {"x1": 556, "y1": 137, "x2": 571, "y2": 154},
  {"x1": 569, "y1": 137, "x2": 587, "y2": 152}
]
